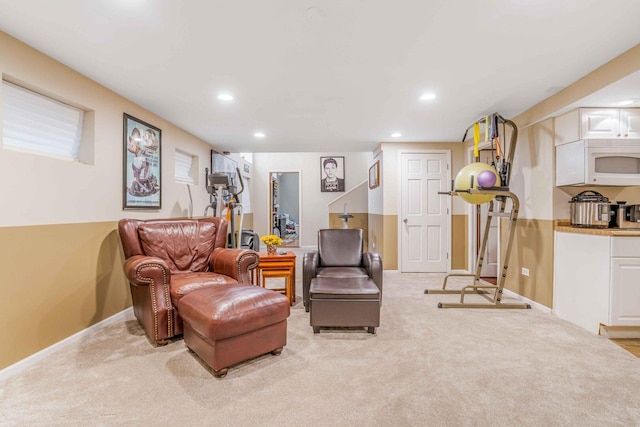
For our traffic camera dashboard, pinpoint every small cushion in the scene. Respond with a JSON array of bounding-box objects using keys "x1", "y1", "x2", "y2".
[
  {"x1": 310, "y1": 277, "x2": 380, "y2": 300},
  {"x1": 170, "y1": 272, "x2": 238, "y2": 303},
  {"x1": 178, "y1": 285, "x2": 290, "y2": 341},
  {"x1": 316, "y1": 266, "x2": 369, "y2": 279}
]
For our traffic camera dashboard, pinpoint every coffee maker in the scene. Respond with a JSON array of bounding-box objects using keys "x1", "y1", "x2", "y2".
[{"x1": 610, "y1": 202, "x2": 640, "y2": 229}]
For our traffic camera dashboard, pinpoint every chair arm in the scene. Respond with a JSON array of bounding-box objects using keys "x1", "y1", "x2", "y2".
[
  {"x1": 209, "y1": 248, "x2": 259, "y2": 284},
  {"x1": 363, "y1": 251, "x2": 383, "y2": 295},
  {"x1": 123, "y1": 255, "x2": 171, "y2": 288},
  {"x1": 302, "y1": 251, "x2": 319, "y2": 311},
  {"x1": 122, "y1": 255, "x2": 174, "y2": 342}
]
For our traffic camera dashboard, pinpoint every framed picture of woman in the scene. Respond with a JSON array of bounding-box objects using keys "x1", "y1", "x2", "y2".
[
  {"x1": 123, "y1": 113, "x2": 161, "y2": 209},
  {"x1": 320, "y1": 156, "x2": 345, "y2": 192}
]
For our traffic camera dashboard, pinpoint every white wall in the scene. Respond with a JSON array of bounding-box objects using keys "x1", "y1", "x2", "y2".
[
  {"x1": 328, "y1": 181, "x2": 368, "y2": 214},
  {"x1": 379, "y1": 142, "x2": 465, "y2": 215},
  {"x1": 368, "y1": 152, "x2": 383, "y2": 215},
  {"x1": 510, "y1": 118, "x2": 555, "y2": 220},
  {"x1": 0, "y1": 32, "x2": 213, "y2": 228},
  {"x1": 252, "y1": 152, "x2": 372, "y2": 246}
]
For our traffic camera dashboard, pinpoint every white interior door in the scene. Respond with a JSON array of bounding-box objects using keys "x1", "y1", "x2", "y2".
[{"x1": 401, "y1": 152, "x2": 449, "y2": 272}]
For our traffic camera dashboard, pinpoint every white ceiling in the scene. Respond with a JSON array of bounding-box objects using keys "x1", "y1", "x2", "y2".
[{"x1": 1, "y1": 0, "x2": 640, "y2": 153}]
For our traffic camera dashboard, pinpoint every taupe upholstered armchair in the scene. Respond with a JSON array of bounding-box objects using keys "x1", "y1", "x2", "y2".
[
  {"x1": 118, "y1": 217, "x2": 259, "y2": 346},
  {"x1": 302, "y1": 228, "x2": 383, "y2": 313}
]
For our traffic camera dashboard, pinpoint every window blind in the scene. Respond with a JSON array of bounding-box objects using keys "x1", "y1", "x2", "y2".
[
  {"x1": 175, "y1": 149, "x2": 194, "y2": 184},
  {"x1": 2, "y1": 81, "x2": 84, "y2": 160}
]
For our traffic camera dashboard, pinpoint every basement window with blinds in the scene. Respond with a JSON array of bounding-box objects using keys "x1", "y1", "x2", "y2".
[
  {"x1": 2, "y1": 80, "x2": 86, "y2": 161},
  {"x1": 175, "y1": 149, "x2": 197, "y2": 184}
]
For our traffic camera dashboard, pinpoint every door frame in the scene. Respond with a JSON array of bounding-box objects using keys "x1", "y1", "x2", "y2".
[
  {"x1": 397, "y1": 149, "x2": 452, "y2": 273},
  {"x1": 465, "y1": 144, "x2": 501, "y2": 275},
  {"x1": 268, "y1": 170, "x2": 302, "y2": 246}
]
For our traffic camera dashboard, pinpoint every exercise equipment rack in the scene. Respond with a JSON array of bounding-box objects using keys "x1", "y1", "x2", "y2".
[
  {"x1": 425, "y1": 188, "x2": 530, "y2": 309},
  {"x1": 424, "y1": 113, "x2": 531, "y2": 309}
]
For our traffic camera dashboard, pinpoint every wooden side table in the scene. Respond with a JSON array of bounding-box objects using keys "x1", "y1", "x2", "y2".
[{"x1": 253, "y1": 251, "x2": 296, "y2": 305}]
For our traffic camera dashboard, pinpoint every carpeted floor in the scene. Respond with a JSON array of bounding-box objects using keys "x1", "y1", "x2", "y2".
[{"x1": 1, "y1": 271, "x2": 639, "y2": 426}]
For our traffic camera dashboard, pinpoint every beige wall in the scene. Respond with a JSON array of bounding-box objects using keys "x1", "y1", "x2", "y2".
[
  {"x1": 368, "y1": 213, "x2": 384, "y2": 256},
  {"x1": 329, "y1": 213, "x2": 369, "y2": 251},
  {"x1": 0, "y1": 222, "x2": 128, "y2": 368},
  {"x1": 382, "y1": 215, "x2": 399, "y2": 270},
  {"x1": 502, "y1": 219, "x2": 555, "y2": 308},
  {"x1": 3, "y1": 28, "x2": 640, "y2": 369},
  {"x1": 0, "y1": 32, "x2": 218, "y2": 369},
  {"x1": 451, "y1": 215, "x2": 467, "y2": 271}
]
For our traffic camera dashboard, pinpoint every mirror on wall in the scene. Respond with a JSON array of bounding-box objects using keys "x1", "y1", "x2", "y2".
[{"x1": 269, "y1": 172, "x2": 300, "y2": 247}]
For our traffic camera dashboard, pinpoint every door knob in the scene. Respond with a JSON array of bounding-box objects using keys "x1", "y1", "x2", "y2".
[{"x1": 403, "y1": 218, "x2": 408, "y2": 224}]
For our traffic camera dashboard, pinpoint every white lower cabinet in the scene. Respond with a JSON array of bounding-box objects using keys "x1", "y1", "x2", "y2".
[
  {"x1": 554, "y1": 232, "x2": 640, "y2": 334},
  {"x1": 610, "y1": 257, "x2": 640, "y2": 325}
]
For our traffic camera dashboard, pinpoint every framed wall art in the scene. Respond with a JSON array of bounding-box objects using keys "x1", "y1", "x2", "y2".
[
  {"x1": 320, "y1": 156, "x2": 345, "y2": 192},
  {"x1": 123, "y1": 113, "x2": 161, "y2": 209},
  {"x1": 369, "y1": 160, "x2": 380, "y2": 189}
]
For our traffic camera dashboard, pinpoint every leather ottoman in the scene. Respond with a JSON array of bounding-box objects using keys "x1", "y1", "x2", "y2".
[
  {"x1": 309, "y1": 277, "x2": 380, "y2": 334},
  {"x1": 178, "y1": 284, "x2": 290, "y2": 378}
]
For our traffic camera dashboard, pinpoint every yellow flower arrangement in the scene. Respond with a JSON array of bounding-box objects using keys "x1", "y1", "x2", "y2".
[{"x1": 260, "y1": 234, "x2": 283, "y2": 246}]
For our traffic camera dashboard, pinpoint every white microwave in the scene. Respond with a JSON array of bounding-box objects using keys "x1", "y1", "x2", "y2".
[{"x1": 556, "y1": 139, "x2": 640, "y2": 186}]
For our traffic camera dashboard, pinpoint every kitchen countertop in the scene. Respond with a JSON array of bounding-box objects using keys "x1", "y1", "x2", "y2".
[{"x1": 554, "y1": 220, "x2": 640, "y2": 236}]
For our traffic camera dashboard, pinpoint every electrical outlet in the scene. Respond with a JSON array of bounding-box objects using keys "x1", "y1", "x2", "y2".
[{"x1": 521, "y1": 267, "x2": 530, "y2": 276}]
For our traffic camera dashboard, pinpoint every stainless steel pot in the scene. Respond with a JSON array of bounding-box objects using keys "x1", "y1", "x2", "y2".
[{"x1": 569, "y1": 190, "x2": 610, "y2": 228}]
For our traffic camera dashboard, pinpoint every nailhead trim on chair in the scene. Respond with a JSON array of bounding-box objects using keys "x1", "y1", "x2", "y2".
[
  {"x1": 133, "y1": 254, "x2": 256, "y2": 343},
  {"x1": 135, "y1": 263, "x2": 170, "y2": 343},
  {"x1": 238, "y1": 252, "x2": 259, "y2": 283}
]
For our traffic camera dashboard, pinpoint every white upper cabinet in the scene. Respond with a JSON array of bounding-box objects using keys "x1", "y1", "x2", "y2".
[
  {"x1": 582, "y1": 108, "x2": 620, "y2": 139},
  {"x1": 555, "y1": 108, "x2": 640, "y2": 146},
  {"x1": 619, "y1": 109, "x2": 640, "y2": 138}
]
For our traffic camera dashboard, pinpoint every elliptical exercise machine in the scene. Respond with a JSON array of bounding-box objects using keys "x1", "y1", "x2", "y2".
[{"x1": 203, "y1": 167, "x2": 246, "y2": 249}]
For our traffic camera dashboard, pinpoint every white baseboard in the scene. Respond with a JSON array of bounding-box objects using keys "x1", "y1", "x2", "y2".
[
  {"x1": 0, "y1": 307, "x2": 133, "y2": 382},
  {"x1": 503, "y1": 289, "x2": 551, "y2": 314},
  {"x1": 598, "y1": 324, "x2": 640, "y2": 339}
]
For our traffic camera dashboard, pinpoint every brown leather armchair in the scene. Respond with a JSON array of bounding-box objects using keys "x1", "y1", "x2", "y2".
[
  {"x1": 302, "y1": 228, "x2": 383, "y2": 313},
  {"x1": 118, "y1": 217, "x2": 259, "y2": 346}
]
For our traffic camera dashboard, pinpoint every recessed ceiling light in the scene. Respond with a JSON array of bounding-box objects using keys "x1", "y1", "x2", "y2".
[
  {"x1": 616, "y1": 99, "x2": 635, "y2": 106},
  {"x1": 217, "y1": 93, "x2": 234, "y2": 102},
  {"x1": 391, "y1": 132, "x2": 402, "y2": 138},
  {"x1": 419, "y1": 93, "x2": 436, "y2": 101},
  {"x1": 254, "y1": 132, "x2": 265, "y2": 139}
]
